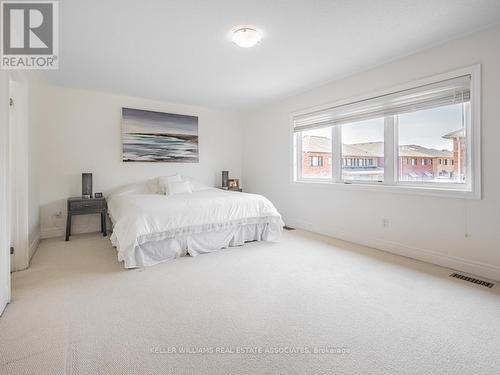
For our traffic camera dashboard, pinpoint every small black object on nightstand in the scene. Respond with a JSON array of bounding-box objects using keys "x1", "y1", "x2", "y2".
[{"x1": 66, "y1": 197, "x2": 107, "y2": 241}]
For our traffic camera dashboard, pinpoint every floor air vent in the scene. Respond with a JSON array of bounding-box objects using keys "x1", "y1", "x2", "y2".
[{"x1": 450, "y1": 273, "x2": 495, "y2": 288}]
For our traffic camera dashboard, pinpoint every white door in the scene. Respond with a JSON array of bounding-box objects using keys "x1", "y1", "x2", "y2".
[
  {"x1": 8, "y1": 79, "x2": 29, "y2": 273},
  {"x1": 0, "y1": 73, "x2": 11, "y2": 315}
]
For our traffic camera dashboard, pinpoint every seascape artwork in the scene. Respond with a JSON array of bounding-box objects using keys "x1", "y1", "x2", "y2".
[{"x1": 122, "y1": 107, "x2": 199, "y2": 162}]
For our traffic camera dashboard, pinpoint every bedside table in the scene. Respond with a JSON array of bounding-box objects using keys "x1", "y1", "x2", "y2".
[{"x1": 66, "y1": 197, "x2": 107, "y2": 241}]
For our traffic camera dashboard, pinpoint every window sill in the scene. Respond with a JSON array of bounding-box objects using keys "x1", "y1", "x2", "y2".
[{"x1": 292, "y1": 179, "x2": 480, "y2": 200}]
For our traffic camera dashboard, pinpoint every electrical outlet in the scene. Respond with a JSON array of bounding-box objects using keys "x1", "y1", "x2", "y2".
[
  {"x1": 382, "y1": 218, "x2": 390, "y2": 228},
  {"x1": 54, "y1": 211, "x2": 63, "y2": 218}
]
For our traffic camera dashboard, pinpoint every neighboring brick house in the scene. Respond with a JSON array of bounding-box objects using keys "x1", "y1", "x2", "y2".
[
  {"x1": 443, "y1": 128, "x2": 466, "y2": 183},
  {"x1": 341, "y1": 142, "x2": 384, "y2": 181},
  {"x1": 302, "y1": 136, "x2": 385, "y2": 180},
  {"x1": 301, "y1": 136, "x2": 332, "y2": 177},
  {"x1": 302, "y1": 129, "x2": 463, "y2": 181},
  {"x1": 399, "y1": 145, "x2": 453, "y2": 181}
]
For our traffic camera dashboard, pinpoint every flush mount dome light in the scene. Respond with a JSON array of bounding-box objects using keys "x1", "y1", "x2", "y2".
[{"x1": 231, "y1": 27, "x2": 263, "y2": 48}]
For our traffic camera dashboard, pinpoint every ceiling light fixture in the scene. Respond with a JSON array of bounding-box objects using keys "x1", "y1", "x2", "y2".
[{"x1": 231, "y1": 27, "x2": 263, "y2": 48}]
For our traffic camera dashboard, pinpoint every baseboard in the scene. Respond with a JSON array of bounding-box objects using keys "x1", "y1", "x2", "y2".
[
  {"x1": 41, "y1": 226, "x2": 65, "y2": 239},
  {"x1": 29, "y1": 233, "x2": 40, "y2": 261},
  {"x1": 286, "y1": 217, "x2": 500, "y2": 282}
]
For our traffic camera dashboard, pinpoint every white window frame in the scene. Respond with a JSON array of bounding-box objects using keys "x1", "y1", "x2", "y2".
[{"x1": 290, "y1": 65, "x2": 481, "y2": 199}]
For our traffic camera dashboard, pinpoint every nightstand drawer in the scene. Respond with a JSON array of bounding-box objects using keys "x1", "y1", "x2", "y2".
[{"x1": 69, "y1": 199, "x2": 105, "y2": 211}]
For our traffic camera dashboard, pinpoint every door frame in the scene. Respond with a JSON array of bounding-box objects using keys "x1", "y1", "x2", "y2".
[
  {"x1": 0, "y1": 71, "x2": 30, "y2": 315},
  {"x1": 0, "y1": 71, "x2": 11, "y2": 314}
]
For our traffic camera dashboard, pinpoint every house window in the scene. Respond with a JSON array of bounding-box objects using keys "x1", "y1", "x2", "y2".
[
  {"x1": 310, "y1": 156, "x2": 323, "y2": 167},
  {"x1": 293, "y1": 66, "x2": 480, "y2": 198}
]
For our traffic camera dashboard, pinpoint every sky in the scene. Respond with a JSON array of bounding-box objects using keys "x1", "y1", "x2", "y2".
[
  {"x1": 342, "y1": 118, "x2": 384, "y2": 144},
  {"x1": 306, "y1": 103, "x2": 465, "y2": 151},
  {"x1": 398, "y1": 103, "x2": 463, "y2": 150},
  {"x1": 122, "y1": 108, "x2": 198, "y2": 135}
]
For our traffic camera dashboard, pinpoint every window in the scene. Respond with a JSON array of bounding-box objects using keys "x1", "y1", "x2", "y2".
[
  {"x1": 341, "y1": 117, "x2": 384, "y2": 182},
  {"x1": 296, "y1": 127, "x2": 332, "y2": 179},
  {"x1": 292, "y1": 66, "x2": 480, "y2": 198}
]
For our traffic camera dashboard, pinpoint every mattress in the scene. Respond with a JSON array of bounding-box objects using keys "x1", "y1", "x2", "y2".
[{"x1": 107, "y1": 188, "x2": 283, "y2": 268}]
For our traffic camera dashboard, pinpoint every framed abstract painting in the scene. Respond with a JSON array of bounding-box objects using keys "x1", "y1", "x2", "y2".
[{"x1": 122, "y1": 107, "x2": 199, "y2": 162}]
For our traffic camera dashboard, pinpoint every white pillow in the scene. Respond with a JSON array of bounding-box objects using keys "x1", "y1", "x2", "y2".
[
  {"x1": 167, "y1": 181, "x2": 193, "y2": 196},
  {"x1": 157, "y1": 174, "x2": 182, "y2": 194},
  {"x1": 107, "y1": 182, "x2": 149, "y2": 204},
  {"x1": 182, "y1": 176, "x2": 212, "y2": 191}
]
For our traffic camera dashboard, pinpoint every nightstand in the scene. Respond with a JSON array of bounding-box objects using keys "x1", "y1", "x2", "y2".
[{"x1": 66, "y1": 197, "x2": 107, "y2": 241}]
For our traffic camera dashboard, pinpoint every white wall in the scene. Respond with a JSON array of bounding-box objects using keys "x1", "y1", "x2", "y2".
[
  {"x1": 242, "y1": 26, "x2": 500, "y2": 281},
  {"x1": 37, "y1": 86, "x2": 242, "y2": 238},
  {"x1": 28, "y1": 74, "x2": 43, "y2": 260}
]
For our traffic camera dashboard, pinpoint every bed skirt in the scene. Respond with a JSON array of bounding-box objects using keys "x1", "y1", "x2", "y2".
[{"x1": 111, "y1": 220, "x2": 281, "y2": 268}]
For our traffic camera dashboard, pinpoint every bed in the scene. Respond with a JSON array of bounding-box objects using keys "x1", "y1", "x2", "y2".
[{"x1": 107, "y1": 176, "x2": 284, "y2": 268}]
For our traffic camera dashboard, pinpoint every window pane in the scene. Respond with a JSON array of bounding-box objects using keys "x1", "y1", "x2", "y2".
[
  {"x1": 300, "y1": 127, "x2": 332, "y2": 179},
  {"x1": 341, "y1": 118, "x2": 384, "y2": 182},
  {"x1": 398, "y1": 103, "x2": 467, "y2": 184}
]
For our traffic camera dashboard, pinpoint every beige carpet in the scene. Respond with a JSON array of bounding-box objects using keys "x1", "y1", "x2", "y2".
[{"x1": 0, "y1": 230, "x2": 499, "y2": 375}]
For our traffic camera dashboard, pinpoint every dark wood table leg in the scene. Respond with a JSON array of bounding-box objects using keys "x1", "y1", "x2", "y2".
[
  {"x1": 65, "y1": 213, "x2": 71, "y2": 241},
  {"x1": 101, "y1": 211, "x2": 107, "y2": 237}
]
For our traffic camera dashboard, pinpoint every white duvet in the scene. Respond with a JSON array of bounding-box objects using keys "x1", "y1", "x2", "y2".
[{"x1": 108, "y1": 188, "x2": 284, "y2": 268}]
